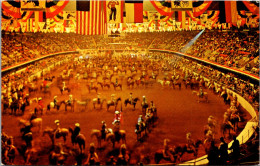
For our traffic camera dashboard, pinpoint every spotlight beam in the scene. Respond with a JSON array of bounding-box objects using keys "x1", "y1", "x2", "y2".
[{"x1": 180, "y1": 29, "x2": 205, "y2": 53}]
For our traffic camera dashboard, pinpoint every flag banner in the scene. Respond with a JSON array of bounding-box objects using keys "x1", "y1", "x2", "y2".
[
  {"x1": 21, "y1": 0, "x2": 46, "y2": 11},
  {"x1": 38, "y1": 22, "x2": 45, "y2": 30},
  {"x1": 125, "y1": 1, "x2": 143, "y2": 23},
  {"x1": 46, "y1": 0, "x2": 69, "y2": 18},
  {"x1": 242, "y1": 1, "x2": 259, "y2": 15},
  {"x1": 149, "y1": 0, "x2": 173, "y2": 16},
  {"x1": 63, "y1": 11, "x2": 76, "y2": 20},
  {"x1": 106, "y1": 0, "x2": 123, "y2": 23},
  {"x1": 192, "y1": 1, "x2": 212, "y2": 17},
  {"x1": 171, "y1": 0, "x2": 192, "y2": 11},
  {"x1": 77, "y1": 0, "x2": 106, "y2": 35},
  {"x1": 148, "y1": 11, "x2": 160, "y2": 21}
]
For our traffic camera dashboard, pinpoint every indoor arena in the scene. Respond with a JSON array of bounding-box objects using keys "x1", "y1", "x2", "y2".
[{"x1": 1, "y1": 0, "x2": 259, "y2": 165}]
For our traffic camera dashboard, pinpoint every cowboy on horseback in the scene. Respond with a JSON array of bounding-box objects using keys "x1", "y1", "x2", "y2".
[
  {"x1": 113, "y1": 111, "x2": 121, "y2": 141},
  {"x1": 72, "y1": 123, "x2": 81, "y2": 144},
  {"x1": 21, "y1": 122, "x2": 32, "y2": 147},
  {"x1": 163, "y1": 139, "x2": 174, "y2": 162},
  {"x1": 101, "y1": 121, "x2": 107, "y2": 140},
  {"x1": 67, "y1": 94, "x2": 73, "y2": 105},
  {"x1": 186, "y1": 132, "x2": 196, "y2": 153},
  {"x1": 53, "y1": 120, "x2": 61, "y2": 140},
  {"x1": 129, "y1": 93, "x2": 133, "y2": 104},
  {"x1": 54, "y1": 96, "x2": 58, "y2": 108},
  {"x1": 199, "y1": 87, "x2": 204, "y2": 98},
  {"x1": 97, "y1": 93, "x2": 101, "y2": 104},
  {"x1": 36, "y1": 97, "x2": 44, "y2": 114},
  {"x1": 142, "y1": 96, "x2": 147, "y2": 105},
  {"x1": 111, "y1": 94, "x2": 116, "y2": 103},
  {"x1": 115, "y1": 78, "x2": 118, "y2": 86},
  {"x1": 62, "y1": 82, "x2": 66, "y2": 92}
]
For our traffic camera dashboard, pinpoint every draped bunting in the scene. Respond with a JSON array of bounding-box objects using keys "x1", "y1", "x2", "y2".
[
  {"x1": 192, "y1": 1, "x2": 212, "y2": 17},
  {"x1": 45, "y1": 0, "x2": 69, "y2": 18},
  {"x1": 149, "y1": 0, "x2": 173, "y2": 16},
  {"x1": 186, "y1": 10, "x2": 219, "y2": 27},
  {"x1": 242, "y1": 1, "x2": 259, "y2": 15}
]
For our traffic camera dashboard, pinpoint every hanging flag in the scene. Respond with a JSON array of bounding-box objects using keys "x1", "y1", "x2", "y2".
[
  {"x1": 106, "y1": 0, "x2": 124, "y2": 23},
  {"x1": 77, "y1": 0, "x2": 106, "y2": 35},
  {"x1": 125, "y1": 0, "x2": 143, "y2": 23}
]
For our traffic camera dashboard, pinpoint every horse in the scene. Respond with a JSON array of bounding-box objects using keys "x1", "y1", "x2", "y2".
[
  {"x1": 158, "y1": 79, "x2": 171, "y2": 87},
  {"x1": 135, "y1": 122, "x2": 147, "y2": 141},
  {"x1": 87, "y1": 85, "x2": 98, "y2": 93},
  {"x1": 90, "y1": 128, "x2": 113, "y2": 148},
  {"x1": 124, "y1": 97, "x2": 139, "y2": 110},
  {"x1": 59, "y1": 87, "x2": 71, "y2": 95},
  {"x1": 175, "y1": 139, "x2": 203, "y2": 160},
  {"x1": 60, "y1": 100, "x2": 75, "y2": 112},
  {"x1": 19, "y1": 118, "x2": 42, "y2": 133},
  {"x1": 47, "y1": 100, "x2": 65, "y2": 112},
  {"x1": 127, "y1": 80, "x2": 135, "y2": 89},
  {"x1": 106, "y1": 130, "x2": 126, "y2": 148},
  {"x1": 92, "y1": 98, "x2": 106, "y2": 109},
  {"x1": 34, "y1": 105, "x2": 44, "y2": 115},
  {"x1": 69, "y1": 127, "x2": 86, "y2": 154},
  {"x1": 154, "y1": 147, "x2": 180, "y2": 164},
  {"x1": 106, "y1": 97, "x2": 121, "y2": 111},
  {"x1": 97, "y1": 82, "x2": 110, "y2": 90},
  {"x1": 141, "y1": 102, "x2": 149, "y2": 113},
  {"x1": 192, "y1": 91, "x2": 209, "y2": 103},
  {"x1": 43, "y1": 127, "x2": 69, "y2": 146},
  {"x1": 221, "y1": 122, "x2": 233, "y2": 138},
  {"x1": 111, "y1": 82, "x2": 122, "y2": 90},
  {"x1": 76, "y1": 99, "x2": 91, "y2": 111},
  {"x1": 229, "y1": 113, "x2": 241, "y2": 132}
]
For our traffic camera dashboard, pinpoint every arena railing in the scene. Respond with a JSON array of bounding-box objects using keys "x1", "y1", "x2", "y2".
[
  {"x1": 149, "y1": 49, "x2": 259, "y2": 82},
  {"x1": 1, "y1": 50, "x2": 79, "y2": 74}
]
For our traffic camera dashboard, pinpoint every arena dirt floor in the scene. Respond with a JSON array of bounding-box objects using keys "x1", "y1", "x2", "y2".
[{"x1": 2, "y1": 65, "x2": 251, "y2": 165}]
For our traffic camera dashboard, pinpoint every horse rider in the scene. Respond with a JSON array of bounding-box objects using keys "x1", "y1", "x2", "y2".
[
  {"x1": 21, "y1": 122, "x2": 32, "y2": 147},
  {"x1": 24, "y1": 94, "x2": 30, "y2": 106},
  {"x1": 54, "y1": 96, "x2": 58, "y2": 108},
  {"x1": 117, "y1": 144, "x2": 130, "y2": 165},
  {"x1": 138, "y1": 115, "x2": 144, "y2": 124},
  {"x1": 101, "y1": 121, "x2": 107, "y2": 140},
  {"x1": 115, "y1": 78, "x2": 118, "y2": 86},
  {"x1": 72, "y1": 123, "x2": 81, "y2": 144},
  {"x1": 132, "y1": 66, "x2": 135, "y2": 72},
  {"x1": 5, "y1": 136, "x2": 16, "y2": 164},
  {"x1": 111, "y1": 94, "x2": 116, "y2": 103},
  {"x1": 36, "y1": 97, "x2": 44, "y2": 114},
  {"x1": 142, "y1": 96, "x2": 147, "y2": 106},
  {"x1": 199, "y1": 87, "x2": 204, "y2": 98},
  {"x1": 67, "y1": 94, "x2": 73, "y2": 105},
  {"x1": 223, "y1": 111, "x2": 233, "y2": 129},
  {"x1": 186, "y1": 132, "x2": 196, "y2": 152},
  {"x1": 53, "y1": 120, "x2": 61, "y2": 142},
  {"x1": 129, "y1": 93, "x2": 133, "y2": 104},
  {"x1": 207, "y1": 115, "x2": 216, "y2": 131},
  {"x1": 84, "y1": 143, "x2": 99, "y2": 165},
  {"x1": 162, "y1": 139, "x2": 174, "y2": 162},
  {"x1": 97, "y1": 93, "x2": 101, "y2": 104},
  {"x1": 62, "y1": 81, "x2": 66, "y2": 91}
]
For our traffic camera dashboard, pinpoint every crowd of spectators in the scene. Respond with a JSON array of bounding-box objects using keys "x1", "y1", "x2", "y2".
[{"x1": 2, "y1": 30, "x2": 259, "y2": 76}]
